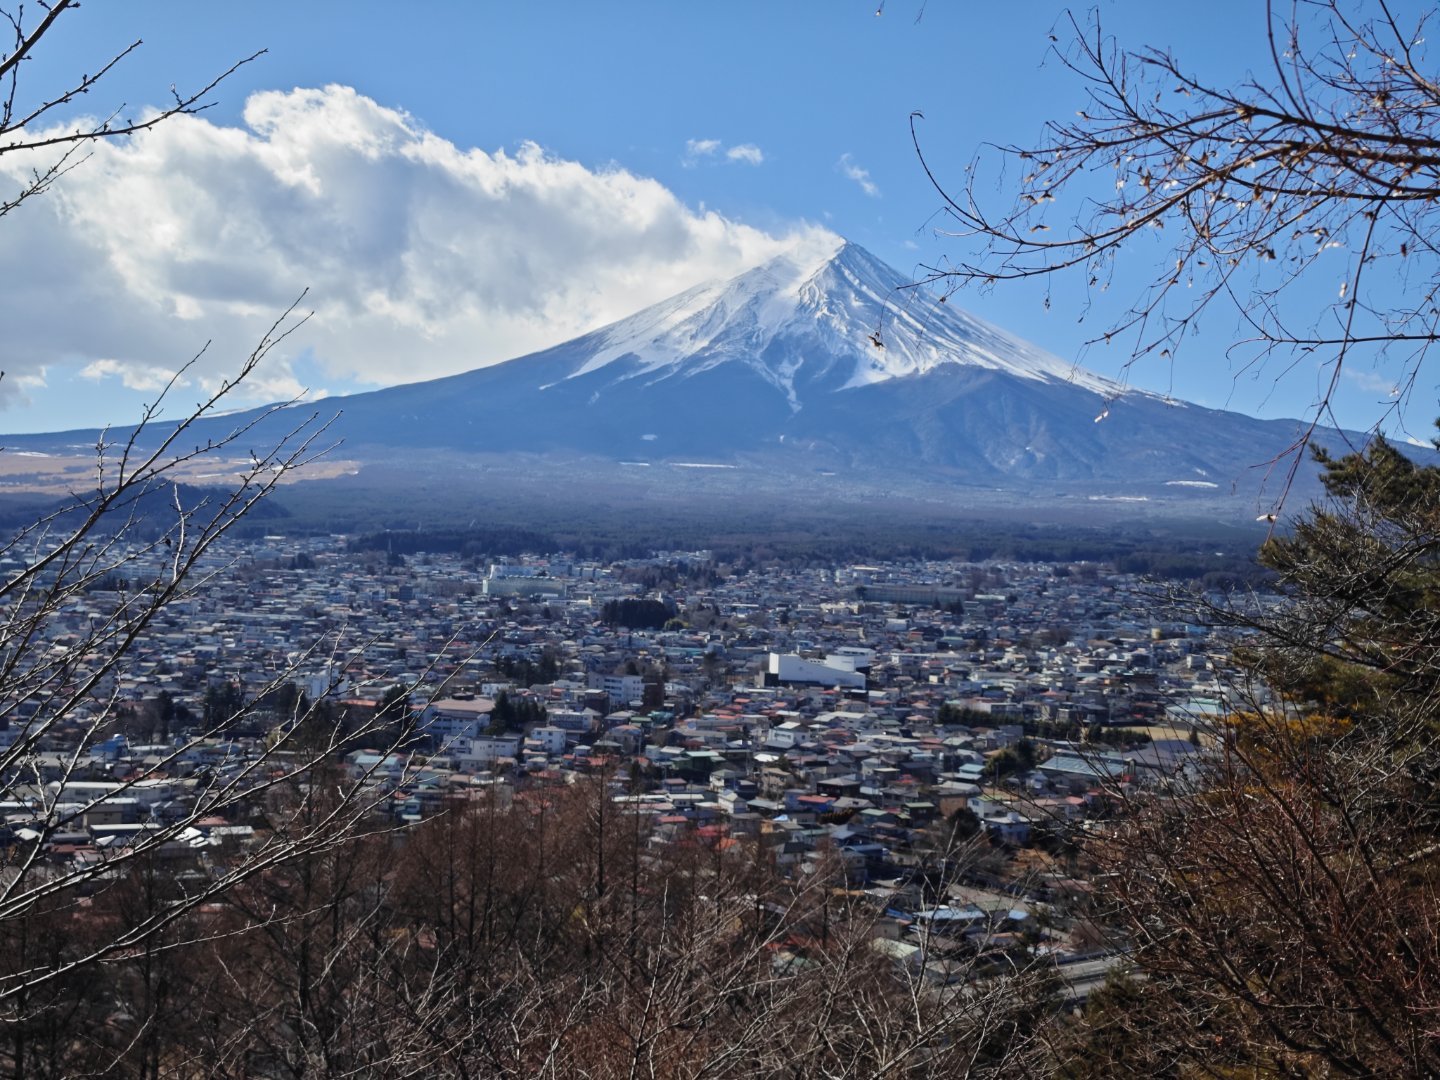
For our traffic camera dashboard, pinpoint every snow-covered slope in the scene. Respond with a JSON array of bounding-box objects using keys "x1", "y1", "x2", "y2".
[{"x1": 559, "y1": 236, "x2": 1122, "y2": 407}]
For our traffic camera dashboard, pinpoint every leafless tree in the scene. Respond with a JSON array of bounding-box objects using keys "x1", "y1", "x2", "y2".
[
  {"x1": 913, "y1": 6, "x2": 1440, "y2": 1061},
  {"x1": 150, "y1": 774, "x2": 1066, "y2": 1079},
  {"x1": 0, "y1": 6, "x2": 462, "y2": 1073},
  {"x1": 914, "y1": 0, "x2": 1440, "y2": 501},
  {"x1": 0, "y1": 0, "x2": 262, "y2": 219},
  {"x1": 0, "y1": 320, "x2": 456, "y2": 1072}
]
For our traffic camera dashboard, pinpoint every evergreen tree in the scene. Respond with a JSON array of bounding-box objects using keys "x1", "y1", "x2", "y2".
[
  {"x1": 204, "y1": 682, "x2": 246, "y2": 729},
  {"x1": 1103, "y1": 433, "x2": 1440, "y2": 1075}
]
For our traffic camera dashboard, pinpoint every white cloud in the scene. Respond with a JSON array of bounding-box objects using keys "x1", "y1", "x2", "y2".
[
  {"x1": 12, "y1": 370, "x2": 46, "y2": 392},
  {"x1": 1342, "y1": 368, "x2": 1401, "y2": 396},
  {"x1": 685, "y1": 137, "x2": 765, "y2": 167},
  {"x1": 79, "y1": 358, "x2": 189, "y2": 394},
  {"x1": 0, "y1": 368, "x2": 49, "y2": 408},
  {"x1": 838, "y1": 153, "x2": 881, "y2": 198},
  {"x1": 0, "y1": 87, "x2": 817, "y2": 414},
  {"x1": 683, "y1": 137, "x2": 722, "y2": 165}
]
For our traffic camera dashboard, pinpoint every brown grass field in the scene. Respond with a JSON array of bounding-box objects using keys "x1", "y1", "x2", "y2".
[{"x1": 0, "y1": 450, "x2": 360, "y2": 495}]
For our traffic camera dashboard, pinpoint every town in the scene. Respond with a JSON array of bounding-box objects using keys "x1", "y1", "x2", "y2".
[{"x1": 3, "y1": 532, "x2": 1236, "y2": 1008}]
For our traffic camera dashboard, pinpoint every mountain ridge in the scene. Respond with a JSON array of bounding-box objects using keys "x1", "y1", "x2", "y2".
[
  {"x1": 1, "y1": 238, "x2": 1395, "y2": 514},
  {"x1": 535, "y1": 237, "x2": 1129, "y2": 405}
]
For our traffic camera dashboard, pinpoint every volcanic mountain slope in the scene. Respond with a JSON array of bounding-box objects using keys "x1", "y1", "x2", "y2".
[{"x1": 9, "y1": 236, "x2": 1377, "y2": 501}]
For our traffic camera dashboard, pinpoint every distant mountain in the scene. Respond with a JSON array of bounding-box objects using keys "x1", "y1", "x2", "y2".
[{"x1": 5, "y1": 237, "x2": 1391, "y2": 512}]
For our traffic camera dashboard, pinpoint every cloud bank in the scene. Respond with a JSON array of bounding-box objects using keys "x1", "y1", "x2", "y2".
[{"x1": 0, "y1": 86, "x2": 821, "y2": 412}]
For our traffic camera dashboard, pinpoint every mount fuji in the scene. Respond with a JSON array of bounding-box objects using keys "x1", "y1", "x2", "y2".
[{"x1": 8, "y1": 237, "x2": 1376, "y2": 510}]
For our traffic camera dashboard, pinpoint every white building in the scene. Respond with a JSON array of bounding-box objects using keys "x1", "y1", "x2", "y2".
[
  {"x1": 526, "y1": 726, "x2": 569, "y2": 755},
  {"x1": 455, "y1": 733, "x2": 522, "y2": 765},
  {"x1": 765, "y1": 653, "x2": 866, "y2": 690},
  {"x1": 587, "y1": 672, "x2": 645, "y2": 703},
  {"x1": 550, "y1": 708, "x2": 600, "y2": 734}
]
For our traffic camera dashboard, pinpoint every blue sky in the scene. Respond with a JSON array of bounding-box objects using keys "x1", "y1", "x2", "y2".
[{"x1": 2, "y1": 1, "x2": 1428, "y2": 438}]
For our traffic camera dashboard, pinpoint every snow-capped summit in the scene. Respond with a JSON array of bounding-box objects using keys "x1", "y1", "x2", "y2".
[{"x1": 557, "y1": 237, "x2": 1121, "y2": 409}]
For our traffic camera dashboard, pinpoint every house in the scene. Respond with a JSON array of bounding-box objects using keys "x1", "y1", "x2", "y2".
[
  {"x1": 420, "y1": 696, "x2": 495, "y2": 742},
  {"x1": 526, "y1": 726, "x2": 569, "y2": 755},
  {"x1": 1036, "y1": 752, "x2": 1131, "y2": 793},
  {"x1": 550, "y1": 708, "x2": 600, "y2": 734},
  {"x1": 455, "y1": 734, "x2": 523, "y2": 766}
]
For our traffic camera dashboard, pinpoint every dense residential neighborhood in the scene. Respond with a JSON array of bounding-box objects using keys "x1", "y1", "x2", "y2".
[{"x1": 2, "y1": 534, "x2": 1237, "y2": 1008}]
